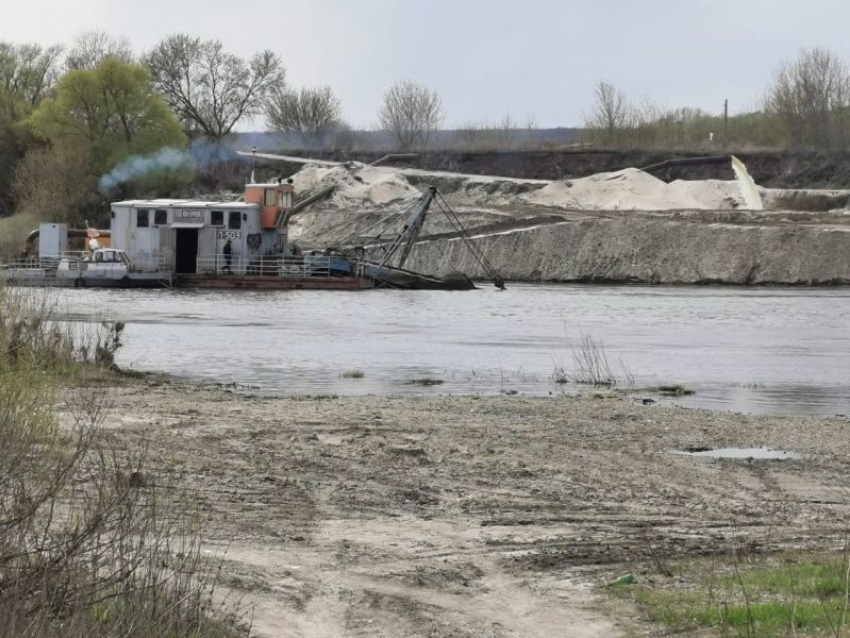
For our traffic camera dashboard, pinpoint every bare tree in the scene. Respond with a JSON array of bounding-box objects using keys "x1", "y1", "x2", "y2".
[
  {"x1": 144, "y1": 34, "x2": 285, "y2": 140},
  {"x1": 378, "y1": 80, "x2": 444, "y2": 151},
  {"x1": 765, "y1": 47, "x2": 850, "y2": 149},
  {"x1": 0, "y1": 42, "x2": 63, "y2": 106},
  {"x1": 65, "y1": 31, "x2": 134, "y2": 70},
  {"x1": 584, "y1": 80, "x2": 632, "y2": 145},
  {"x1": 266, "y1": 85, "x2": 342, "y2": 149}
]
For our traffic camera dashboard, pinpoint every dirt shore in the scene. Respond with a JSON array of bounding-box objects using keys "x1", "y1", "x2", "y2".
[{"x1": 77, "y1": 381, "x2": 850, "y2": 637}]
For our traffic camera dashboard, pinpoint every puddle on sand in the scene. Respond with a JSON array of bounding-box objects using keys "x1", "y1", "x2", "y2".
[{"x1": 674, "y1": 447, "x2": 801, "y2": 460}]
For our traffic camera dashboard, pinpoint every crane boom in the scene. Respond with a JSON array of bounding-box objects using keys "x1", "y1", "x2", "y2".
[{"x1": 378, "y1": 186, "x2": 436, "y2": 269}]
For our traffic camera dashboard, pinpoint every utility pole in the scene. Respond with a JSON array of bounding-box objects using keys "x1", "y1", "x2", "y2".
[{"x1": 723, "y1": 99, "x2": 729, "y2": 148}]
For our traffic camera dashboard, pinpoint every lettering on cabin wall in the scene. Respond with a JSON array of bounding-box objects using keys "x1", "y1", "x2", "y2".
[
  {"x1": 217, "y1": 230, "x2": 242, "y2": 240},
  {"x1": 173, "y1": 210, "x2": 204, "y2": 223}
]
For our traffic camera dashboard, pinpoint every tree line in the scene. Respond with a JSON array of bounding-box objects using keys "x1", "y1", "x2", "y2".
[
  {"x1": 3, "y1": 33, "x2": 850, "y2": 230},
  {"x1": 583, "y1": 48, "x2": 850, "y2": 151},
  {"x1": 0, "y1": 31, "x2": 448, "y2": 226}
]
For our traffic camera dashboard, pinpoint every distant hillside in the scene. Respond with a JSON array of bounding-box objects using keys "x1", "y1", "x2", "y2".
[
  {"x1": 232, "y1": 128, "x2": 584, "y2": 152},
  {"x1": 244, "y1": 147, "x2": 850, "y2": 189}
]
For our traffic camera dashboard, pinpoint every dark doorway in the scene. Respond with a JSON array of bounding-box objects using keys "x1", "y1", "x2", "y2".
[{"x1": 175, "y1": 229, "x2": 199, "y2": 274}]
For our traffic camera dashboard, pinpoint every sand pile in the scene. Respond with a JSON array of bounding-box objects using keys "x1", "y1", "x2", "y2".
[
  {"x1": 291, "y1": 163, "x2": 421, "y2": 207},
  {"x1": 289, "y1": 163, "x2": 752, "y2": 213},
  {"x1": 523, "y1": 168, "x2": 743, "y2": 211}
]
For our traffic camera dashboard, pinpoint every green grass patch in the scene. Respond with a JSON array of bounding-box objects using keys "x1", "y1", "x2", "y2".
[
  {"x1": 0, "y1": 285, "x2": 126, "y2": 383},
  {"x1": 658, "y1": 383, "x2": 696, "y2": 396},
  {"x1": 340, "y1": 369, "x2": 366, "y2": 379},
  {"x1": 407, "y1": 377, "x2": 444, "y2": 386},
  {"x1": 613, "y1": 552, "x2": 850, "y2": 636}
]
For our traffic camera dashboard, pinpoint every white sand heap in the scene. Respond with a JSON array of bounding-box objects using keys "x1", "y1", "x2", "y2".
[
  {"x1": 291, "y1": 163, "x2": 421, "y2": 207},
  {"x1": 523, "y1": 168, "x2": 745, "y2": 211},
  {"x1": 289, "y1": 163, "x2": 755, "y2": 212}
]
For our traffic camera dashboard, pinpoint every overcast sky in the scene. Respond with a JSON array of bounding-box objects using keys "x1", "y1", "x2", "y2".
[{"x1": 4, "y1": 0, "x2": 850, "y2": 129}]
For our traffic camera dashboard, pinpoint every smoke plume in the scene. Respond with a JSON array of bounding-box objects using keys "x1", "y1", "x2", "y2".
[{"x1": 98, "y1": 140, "x2": 240, "y2": 193}]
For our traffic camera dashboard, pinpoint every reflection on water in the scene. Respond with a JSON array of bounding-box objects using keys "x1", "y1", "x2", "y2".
[{"x1": 47, "y1": 284, "x2": 850, "y2": 416}]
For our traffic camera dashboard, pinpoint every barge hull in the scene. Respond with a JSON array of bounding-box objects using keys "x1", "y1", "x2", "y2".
[
  {"x1": 175, "y1": 274, "x2": 374, "y2": 290},
  {"x1": 0, "y1": 274, "x2": 171, "y2": 288}
]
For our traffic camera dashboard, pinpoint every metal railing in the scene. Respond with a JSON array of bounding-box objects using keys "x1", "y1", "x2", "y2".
[
  {"x1": 0, "y1": 258, "x2": 47, "y2": 271},
  {"x1": 0, "y1": 252, "x2": 170, "y2": 273},
  {"x1": 193, "y1": 254, "x2": 338, "y2": 279},
  {"x1": 123, "y1": 255, "x2": 171, "y2": 272},
  {"x1": 2, "y1": 253, "x2": 362, "y2": 283}
]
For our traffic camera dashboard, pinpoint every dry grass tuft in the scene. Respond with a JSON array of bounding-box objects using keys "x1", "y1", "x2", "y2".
[{"x1": 0, "y1": 285, "x2": 245, "y2": 637}]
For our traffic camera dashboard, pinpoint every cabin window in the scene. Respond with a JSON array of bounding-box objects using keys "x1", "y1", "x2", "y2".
[
  {"x1": 264, "y1": 189, "x2": 276, "y2": 206},
  {"x1": 136, "y1": 209, "x2": 149, "y2": 228},
  {"x1": 228, "y1": 211, "x2": 241, "y2": 229},
  {"x1": 154, "y1": 209, "x2": 168, "y2": 225},
  {"x1": 210, "y1": 210, "x2": 224, "y2": 226}
]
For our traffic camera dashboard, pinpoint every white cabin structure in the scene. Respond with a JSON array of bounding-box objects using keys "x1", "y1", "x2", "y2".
[{"x1": 109, "y1": 182, "x2": 295, "y2": 275}]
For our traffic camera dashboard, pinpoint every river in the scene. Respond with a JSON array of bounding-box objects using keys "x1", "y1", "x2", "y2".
[{"x1": 53, "y1": 284, "x2": 850, "y2": 416}]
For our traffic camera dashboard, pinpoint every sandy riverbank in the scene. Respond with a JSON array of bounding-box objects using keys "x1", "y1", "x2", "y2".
[
  {"x1": 280, "y1": 161, "x2": 850, "y2": 285},
  {"x1": 73, "y1": 381, "x2": 850, "y2": 637}
]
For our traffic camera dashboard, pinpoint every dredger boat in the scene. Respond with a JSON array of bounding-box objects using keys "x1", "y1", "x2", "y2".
[{"x1": 1, "y1": 179, "x2": 504, "y2": 291}]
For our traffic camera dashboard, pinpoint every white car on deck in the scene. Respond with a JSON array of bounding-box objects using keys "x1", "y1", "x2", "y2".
[{"x1": 58, "y1": 248, "x2": 132, "y2": 281}]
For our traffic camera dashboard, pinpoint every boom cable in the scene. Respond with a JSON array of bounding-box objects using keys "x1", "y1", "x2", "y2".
[{"x1": 433, "y1": 191, "x2": 506, "y2": 290}]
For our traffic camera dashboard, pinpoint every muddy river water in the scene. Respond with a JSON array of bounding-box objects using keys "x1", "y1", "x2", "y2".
[{"x1": 54, "y1": 284, "x2": 850, "y2": 416}]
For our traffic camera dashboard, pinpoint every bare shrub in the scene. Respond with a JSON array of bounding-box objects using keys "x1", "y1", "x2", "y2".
[
  {"x1": 0, "y1": 287, "x2": 243, "y2": 637},
  {"x1": 551, "y1": 331, "x2": 631, "y2": 388},
  {"x1": 570, "y1": 332, "x2": 617, "y2": 386},
  {"x1": 581, "y1": 78, "x2": 786, "y2": 150},
  {"x1": 378, "y1": 80, "x2": 444, "y2": 151},
  {"x1": 0, "y1": 286, "x2": 75, "y2": 370},
  {"x1": 0, "y1": 381, "x2": 242, "y2": 637},
  {"x1": 266, "y1": 85, "x2": 342, "y2": 150},
  {"x1": 0, "y1": 286, "x2": 124, "y2": 373},
  {"x1": 765, "y1": 47, "x2": 850, "y2": 150},
  {"x1": 450, "y1": 114, "x2": 541, "y2": 151},
  {"x1": 618, "y1": 358, "x2": 636, "y2": 389}
]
